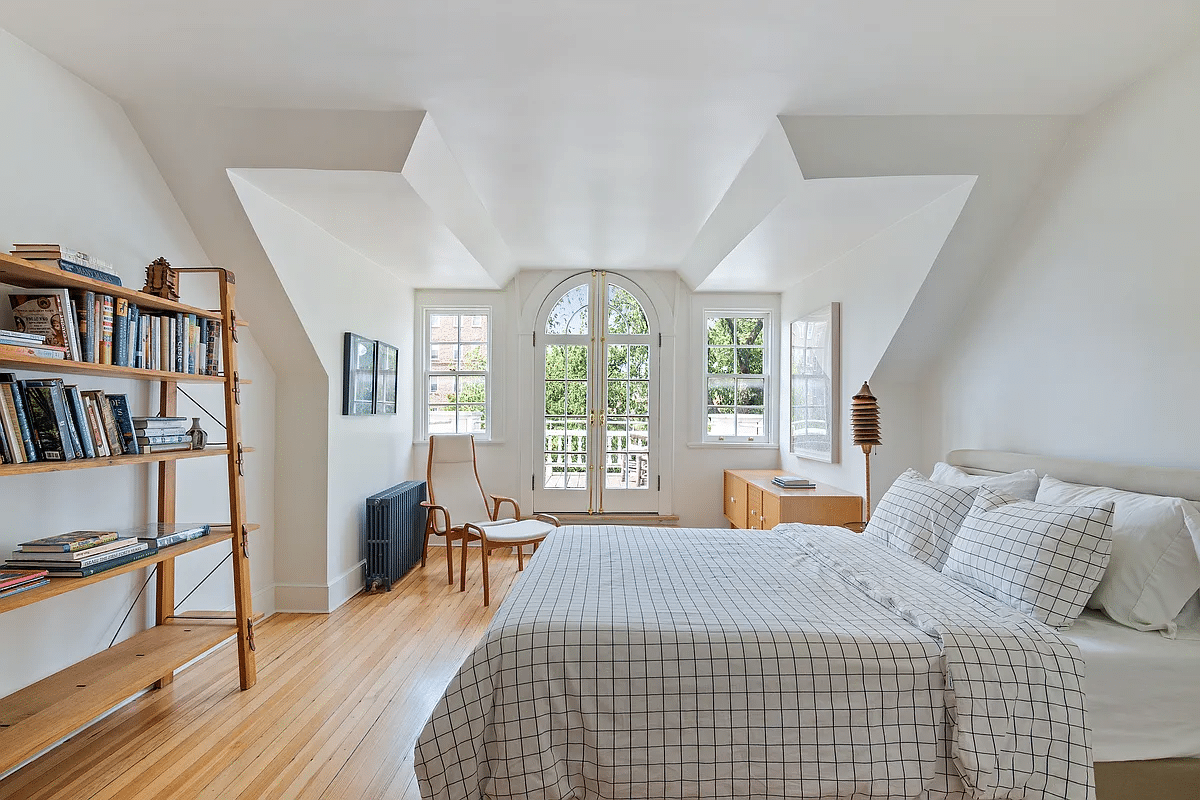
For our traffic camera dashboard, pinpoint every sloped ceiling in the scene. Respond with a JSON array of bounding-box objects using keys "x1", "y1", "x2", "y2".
[{"x1": 4, "y1": 2, "x2": 1198, "y2": 355}]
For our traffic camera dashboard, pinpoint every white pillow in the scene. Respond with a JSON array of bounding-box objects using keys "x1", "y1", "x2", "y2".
[
  {"x1": 930, "y1": 462, "x2": 1039, "y2": 501},
  {"x1": 862, "y1": 469, "x2": 977, "y2": 570},
  {"x1": 1036, "y1": 475, "x2": 1200, "y2": 635},
  {"x1": 942, "y1": 488, "x2": 1114, "y2": 629}
]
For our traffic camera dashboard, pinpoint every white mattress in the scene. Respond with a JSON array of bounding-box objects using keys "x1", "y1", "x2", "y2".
[{"x1": 1065, "y1": 609, "x2": 1200, "y2": 761}]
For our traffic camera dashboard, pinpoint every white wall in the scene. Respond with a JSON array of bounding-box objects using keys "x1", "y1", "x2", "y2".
[
  {"x1": 0, "y1": 30, "x2": 276, "y2": 697},
  {"x1": 928, "y1": 43, "x2": 1200, "y2": 472},
  {"x1": 231, "y1": 176, "x2": 415, "y2": 612},
  {"x1": 415, "y1": 271, "x2": 780, "y2": 529}
]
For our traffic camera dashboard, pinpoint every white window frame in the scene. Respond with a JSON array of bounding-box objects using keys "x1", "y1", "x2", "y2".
[
  {"x1": 700, "y1": 308, "x2": 773, "y2": 445},
  {"x1": 421, "y1": 306, "x2": 493, "y2": 441}
]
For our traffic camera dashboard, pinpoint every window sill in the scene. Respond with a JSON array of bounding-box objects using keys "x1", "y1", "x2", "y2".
[
  {"x1": 686, "y1": 440, "x2": 778, "y2": 450},
  {"x1": 414, "y1": 437, "x2": 504, "y2": 446}
]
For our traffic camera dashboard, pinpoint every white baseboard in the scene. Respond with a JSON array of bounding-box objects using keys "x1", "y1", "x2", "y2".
[{"x1": 273, "y1": 562, "x2": 365, "y2": 613}]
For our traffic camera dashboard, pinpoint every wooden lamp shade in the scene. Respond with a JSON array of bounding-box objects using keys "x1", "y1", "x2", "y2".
[{"x1": 850, "y1": 382, "x2": 881, "y2": 524}]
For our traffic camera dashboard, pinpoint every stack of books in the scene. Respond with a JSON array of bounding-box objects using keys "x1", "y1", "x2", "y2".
[
  {"x1": 6, "y1": 531, "x2": 155, "y2": 577},
  {"x1": 124, "y1": 522, "x2": 210, "y2": 548},
  {"x1": 0, "y1": 329, "x2": 65, "y2": 361},
  {"x1": 0, "y1": 567, "x2": 50, "y2": 599},
  {"x1": 772, "y1": 475, "x2": 817, "y2": 489},
  {"x1": 133, "y1": 416, "x2": 193, "y2": 453},
  {"x1": 10, "y1": 244, "x2": 122, "y2": 287}
]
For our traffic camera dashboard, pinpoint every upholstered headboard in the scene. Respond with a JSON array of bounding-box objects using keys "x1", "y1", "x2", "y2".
[{"x1": 947, "y1": 450, "x2": 1200, "y2": 503}]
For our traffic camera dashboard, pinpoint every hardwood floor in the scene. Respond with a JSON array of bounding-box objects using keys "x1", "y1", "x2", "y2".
[{"x1": 0, "y1": 547, "x2": 517, "y2": 800}]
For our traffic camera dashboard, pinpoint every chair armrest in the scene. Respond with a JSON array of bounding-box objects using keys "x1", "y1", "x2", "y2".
[
  {"x1": 421, "y1": 501, "x2": 453, "y2": 534},
  {"x1": 533, "y1": 512, "x2": 560, "y2": 527},
  {"x1": 490, "y1": 494, "x2": 521, "y2": 521}
]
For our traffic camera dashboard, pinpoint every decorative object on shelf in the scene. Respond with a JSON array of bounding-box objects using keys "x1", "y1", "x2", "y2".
[
  {"x1": 141, "y1": 257, "x2": 179, "y2": 301},
  {"x1": 342, "y1": 332, "x2": 377, "y2": 415},
  {"x1": 850, "y1": 381, "x2": 882, "y2": 525},
  {"x1": 790, "y1": 302, "x2": 840, "y2": 463},
  {"x1": 187, "y1": 417, "x2": 207, "y2": 450},
  {"x1": 373, "y1": 340, "x2": 399, "y2": 414}
]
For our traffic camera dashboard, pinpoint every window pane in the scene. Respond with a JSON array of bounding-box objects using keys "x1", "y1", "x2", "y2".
[
  {"x1": 545, "y1": 344, "x2": 565, "y2": 379},
  {"x1": 430, "y1": 343, "x2": 457, "y2": 371},
  {"x1": 460, "y1": 404, "x2": 486, "y2": 432},
  {"x1": 628, "y1": 381, "x2": 649, "y2": 415},
  {"x1": 459, "y1": 343, "x2": 487, "y2": 371},
  {"x1": 429, "y1": 314, "x2": 459, "y2": 344},
  {"x1": 737, "y1": 378, "x2": 765, "y2": 407},
  {"x1": 460, "y1": 315, "x2": 488, "y2": 342},
  {"x1": 707, "y1": 347, "x2": 734, "y2": 375},
  {"x1": 707, "y1": 316, "x2": 735, "y2": 346},
  {"x1": 736, "y1": 317, "x2": 765, "y2": 345},
  {"x1": 629, "y1": 345, "x2": 649, "y2": 380},
  {"x1": 566, "y1": 345, "x2": 588, "y2": 379},
  {"x1": 457, "y1": 375, "x2": 486, "y2": 405},
  {"x1": 736, "y1": 408, "x2": 765, "y2": 436},
  {"x1": 607, "y1": 344, "x2": 628, "y2": 378},
  {"x1": 566, "y1": 381, "x2": 587, "y2": 415},
  {"x1": 546, "y1": 284, "x2": 589, "y2": 335},
  {"x1": 707, "y1": 406, "x2": 735, "y2": 436},
  {"x1": 428, "y1": 405, "x2": 456, "y2": 434},
  {"x1": 607, "y1": 285, "x2": 648, "y2": 335},
  {"x1": 545, "y1": 381, "x2": 565, "y2": 415},
  {"x1": 629, "y1": 417, "x2": 649, "y2": 450},
  {"x1": 707, "y1": 376, "x2": 735, "y2": 406},
  {"x1": 738, "y1": 346, "x2": 763, "y2": 375},
  {"x1": 607, "y1": 380, "x2": 628, "y2": 415}
]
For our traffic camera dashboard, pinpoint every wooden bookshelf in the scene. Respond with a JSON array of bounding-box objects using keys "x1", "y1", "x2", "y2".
[
  {"x1": 0, "y1": 262, "x2": 258, "y2": 777},
  {"x1": 0, "y1": 620, "x2": 237, "y2": 771},
  {"x1": 0, "y1": 447, "x2": 230, "y2": 476}
]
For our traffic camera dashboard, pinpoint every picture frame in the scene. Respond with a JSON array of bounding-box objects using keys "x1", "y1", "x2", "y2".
[
  {"x1": 342, "y1": 332, "x2": 377, "y2": 415},
  {"x1": 790, "y1": 302, "x2": 840, "y2": 463},
  {"x1": 373, "y1": 340, "x2": 399, "y2": 414}
]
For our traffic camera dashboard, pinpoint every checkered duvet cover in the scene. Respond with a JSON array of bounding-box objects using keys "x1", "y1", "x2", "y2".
[{"x1": 415, "y1": 524, "x2": 1093, "y2": 800}]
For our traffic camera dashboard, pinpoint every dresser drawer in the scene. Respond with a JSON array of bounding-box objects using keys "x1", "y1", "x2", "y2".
[
  {"x1": 747, "y1": 485, "x2": 764, "y2": 529},
  {"x1": 723, "y1": 471, "x2": 747, "y2": 528}
]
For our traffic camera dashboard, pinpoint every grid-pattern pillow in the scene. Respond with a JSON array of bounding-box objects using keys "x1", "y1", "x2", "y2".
[
  {"x1": 863, "y1": 469, "x2": 977, "y2": 569},
  {"x1": 942, "y1": 488, "x2": 1115, "y2": 628}
]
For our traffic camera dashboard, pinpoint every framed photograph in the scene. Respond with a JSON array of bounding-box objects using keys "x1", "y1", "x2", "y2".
[
  {"x1": 790, "y1": 302, "x2": 840, "y2": 463},
  {"x1": 342, "y1": 332, "x2": 377, "y2": 415},
  {"x1": 373, "y1": 340, "x2": 399, "y2": 414}
]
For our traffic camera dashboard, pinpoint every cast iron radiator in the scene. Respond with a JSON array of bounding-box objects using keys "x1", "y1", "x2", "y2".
[{"x1": 363, "y1": 480, "x2": 428, "y2": 592}]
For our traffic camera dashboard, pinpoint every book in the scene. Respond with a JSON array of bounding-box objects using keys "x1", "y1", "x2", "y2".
[
  {"x1": 0, "y1": 330, "x2": 46, "y2": 343},
  {"x1": 138, "y1": 441, "x2": 192, "y2": 453},
  {"x1": 65, "y1": 386, "x2": 96, "y2": 459},
  {"x1": 0, "y1": 342, "x2": 68, "y2": 360},
  {"x1": 28, "y1": 259, "x2": 123, "y2": 287},
  {"x1": 12, "y1": 536, "x2": 139, "y2": 561},
  {"x1": 21, "y1": 380, "x2": 74, "y2": 460},
  {"x1": 175, "y1": 312, "x2": 184, "y2": 372},
  {"x1": 0, "y1": 388, "x2": 23, "y2": 464},
  {"x1": 0, "y1": 578, "x2": 49, "y2": 599},
  {"x1": 99, "y1": 295, "x2": 114, "y2": 365},
  {"x1": 772, "y1": 476, "x2": 817, "y2": 489},
  {"x1": 0, "y1": 410, "x2": 12, "y2": 464},
  {"x1": 106, "y1": 394, "x2": 139, "y2": 455},
  {"x1": 133, "y1": 416, "x2": 189, "y2": 430},
  {"x1": 10, "y1": 245, "x2": 116, "y2": 274},
  {"x1": 82, "y1": 394, "x2": 110, "y2": 457},
  {"x1": 0, "y1": 567, "x2": 49, "y2": 590},
  {"x1": 114, "y1": 297, "x2": 129, "y2": 367},
  {"x1": 10, "y1": 541, "x2": 155, "y2": 575},
  {"x1": 91, "y1": 391, "x2": 122, "y2": 457},
  {"x1": 11, "y1": 538, "x2": 145, "y2": 565},
  {"x1": 205, "y1": 320, "x2": 220, "y2": 375},
  {"x1": 125, "y1": 522, "x2": 210, "y2": 548},
  {"x1": 18, "y1": 530, "x2": 118, "y2": 552},
  {"x1": 1, "y1": 375, "x2": 38, "y2": 462},
  {"x1": 135, "y1": 433, "x2": 190, "y2": 445},
  {"x1": 8, "y1": 291, "x2": 78, "y2": 358},
  {"x1": 73, "y1": 289, "x2": 95, "y2": 362}
]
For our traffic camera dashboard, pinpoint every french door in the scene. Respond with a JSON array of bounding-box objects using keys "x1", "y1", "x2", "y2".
[{"x1": 534, "y1": 272, "x2": 657, "y2": 513}]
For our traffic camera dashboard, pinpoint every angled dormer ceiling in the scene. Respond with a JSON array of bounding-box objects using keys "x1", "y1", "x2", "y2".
[{"x1": 3, "y1": 1, "x2": 1199, "y2": 299}]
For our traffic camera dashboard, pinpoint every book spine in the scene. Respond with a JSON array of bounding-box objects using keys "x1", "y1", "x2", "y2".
[
  {"x1": 84, "y1": 290, "x2": 95, "y2": 363},
  {"x1": 0, "y1": 408, "x2": 13, "y2": 464},
  {"x1": 0, "y1": 343, "x2": 66, "y2": 360},
  {"x1": 106, "y1": 394, "x2": 140, "y2": 455},
  {"x1": 100, "y1": 295, "x2": 114, "y2": 365},
  {"x1": 48, "y1": 381, "x2": 81, "y2": 459},
  {"x1": 147, "y1": 530, "x2": 207, "y2": 548},
  {"x1": 21, "y1": 384, "x2": 65, "y2": 460},
  {"x1": 64, "y1": 292, "x2": 81, "y2": 361},
  {"x1": 3, "y1": 381, "x2": 38, "y2": 461},
  {"x1": 205, "y1": 319, "x2": 217, "y2": 375},
  {"x1": 56, "y1": 259, "x2": 122, "y2": 286},
  {"x1": 33, "y1": 542, "x2": 149, "y2": 570},
  {"x1": 113, "y1": 297, "x2": 129, "y2": 367},
  {"x1": 66, "y1": 387, "x2": 96, "y2": 459},
  {"x1": 127, "y1": 304, "x2": 138, "y2": 368},
  {"x1": 71, "y1": 545, "x2": 158, "y2": 576},
  {"x1": 174, "y1": 312, "x2": 184, "y2": 372},
  {"x1": 83, "y1": 395, "x2": 109, "y2": 457},
  {"x1": 187, "y1": 314, "x2": 198, "y2": 373},
  {"x1": 135, "y1": 433, "x2": 190, "y2": 445}
]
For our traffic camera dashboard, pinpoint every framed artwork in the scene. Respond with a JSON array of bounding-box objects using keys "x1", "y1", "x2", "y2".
[
  {"x1": 373, "y1": 340, "x2": 399, "y2": 414},
  {"x1": 790, "y1": 302, "x2": 840, "y2": 463},
  {"x1": 342, "y1": 332, "x2": 377, "y2": 415}
]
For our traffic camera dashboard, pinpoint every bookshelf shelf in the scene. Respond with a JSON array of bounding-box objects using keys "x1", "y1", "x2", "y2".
[
  {"x1": 0, "y1": 525, "x2": 260, "y2": 614},
  {"x1": 0, "y1": 352, "x2": 225, "y2": 383},
  {"x1": 0, "y1": 620, "x2": 238, "y2": 772},
  {"x1": 0, "y1": 253, "x2": 219, "y2": 320},
  {"x1": 0, "y1": 263, "x2": 257, "y2": 777},
  {"x1": 0, "y1": 447, "x2": 229, "y2": 477}
]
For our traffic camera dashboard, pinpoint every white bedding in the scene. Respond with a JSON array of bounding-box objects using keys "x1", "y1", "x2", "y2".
[
  {"x1": 415, "y1": 524, "x2": 1093, "y2": 800},
  {"x1": 1066, "y1": 609, "x2": 1200, "y2": 761}
]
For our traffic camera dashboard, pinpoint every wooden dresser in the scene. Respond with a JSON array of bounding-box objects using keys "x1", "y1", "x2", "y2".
[{"x1": 723, "y1": 469, "x2": 863, "y2": 529}]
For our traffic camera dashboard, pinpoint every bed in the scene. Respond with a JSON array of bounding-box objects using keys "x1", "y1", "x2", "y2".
[{"x1": 415, "y1": 450, "x2": 1200, "y2": 800}]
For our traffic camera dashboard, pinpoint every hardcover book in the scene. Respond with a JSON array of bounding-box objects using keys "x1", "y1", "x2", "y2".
[
  {"x1": 106, "y1": 394, "x2": 139, "y2": 455},
  {"x1": 0, "y1": 567, "x2": 49, "y2": 590},
  {"x1": 11, "y1": 245, "x2": 116, "y2": 273},
  {"x1": 21, "y1": 380, "x2": 72, "y2": 460},
  {"x1": 12, "y1": 536, "x2": 138, "y2": 561},
  {"x1": 11, "y1": 541, "x2": 155, "y2": 575},
  {"x1": 135, "y1": 433, "x2": 190, "y2": 446},
  {"x1": 34, "y1": 259, "x2": 123, "y2": 287},
  {"x1": 113, "y1": 297, "x2": 130, "y2": 367},
  {"x1": 138, "y1": 441, "x2": 193, "y2": 453},
  {"x1": 8, "y1": 291, "x2": 77, "y2": 358},
  {"x1": 1, "y1": 375, "x2": 38, "y2": 462},
  {"x1": 0, "y1": 342, "x2": 68, "y2": 360},
  {"x1": 17, "y1": 531, "x2": 118, "y2": 552},
  {"x1": 125, "y1": 522, "x2": 210, "y2": 548},
  {"x1": 82, "y1": 394, "x2": 110, "y2": 457},
  {"x1": 65, "y1": 386, "x2": 96, "y2": 459},
  {"x1": 99, "y1": 295, "x2": 114, "y2": 365},
  {"x1": 0, "y1": 578, "x2": 49, "y2": 599},
  {"x1": 133, "y1": 416, "x2": 189, "y2": 429}
]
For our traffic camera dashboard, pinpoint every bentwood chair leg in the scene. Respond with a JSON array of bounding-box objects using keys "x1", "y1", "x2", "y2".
[
  {"x1": 516, "y1": 545, "x2": 524, "y2": 571},
  {"x1": 460, "y1": 533, "x2": 468, "y2": 592},
  {"x1": 421, "y1": 528, "x2": 429, "y2": 569},
  {"x1": 445, "y1": 536, "x2": 454, "y2": 585},
  {"x1": 482, "y1": 543, "x2": 491, "y2": 607}
]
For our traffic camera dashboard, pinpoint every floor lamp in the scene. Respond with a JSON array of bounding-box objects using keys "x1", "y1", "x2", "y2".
[{"x1": 850, "y1": 382, "x2": 881, "y2": 524}]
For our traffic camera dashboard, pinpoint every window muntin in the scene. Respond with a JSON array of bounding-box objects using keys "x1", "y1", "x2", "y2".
[
  {"x1": 426, "y1": 310, "x2": 490, "y2": 437},
  {"x1": 704, "y1": 312, "x2": 769, "y2": 442}
]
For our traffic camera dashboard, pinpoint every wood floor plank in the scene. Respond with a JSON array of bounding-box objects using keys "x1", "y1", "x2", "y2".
[{"x1": 0, "y1": 546, "x2": 520, "y2": 799}]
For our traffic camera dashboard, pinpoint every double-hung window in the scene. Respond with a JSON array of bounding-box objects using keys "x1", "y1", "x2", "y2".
[
  {"x1": 424, "y1": 309, "x2": 490, "y2": 438},
  {"x1": 703, "y1": 311, "x2": 770, "y2": 442}
]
